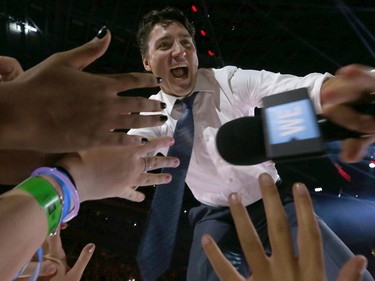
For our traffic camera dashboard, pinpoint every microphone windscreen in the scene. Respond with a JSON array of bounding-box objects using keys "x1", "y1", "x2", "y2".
[{"x1": 216, "y1": 117, "x2": 268, "y2": 165}]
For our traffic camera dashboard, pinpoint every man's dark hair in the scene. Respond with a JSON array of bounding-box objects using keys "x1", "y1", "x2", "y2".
[{"x1": 137, "y1": 7, "x2": 196, "y2": 57}]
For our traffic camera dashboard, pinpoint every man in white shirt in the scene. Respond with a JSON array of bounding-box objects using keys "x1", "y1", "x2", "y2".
[{"x1": 130, "y1": 7, "x2": 375, "y2": 281}]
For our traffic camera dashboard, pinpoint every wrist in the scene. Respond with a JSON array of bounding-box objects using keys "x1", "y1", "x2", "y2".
[{"x1": 55, "y1": 153, "x2": 90, "y2": 203}]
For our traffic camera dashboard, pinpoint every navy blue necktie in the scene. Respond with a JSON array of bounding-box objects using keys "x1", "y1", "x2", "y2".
[{"x1": 136, "y1": 92, "x2": 198, "y2": 281}]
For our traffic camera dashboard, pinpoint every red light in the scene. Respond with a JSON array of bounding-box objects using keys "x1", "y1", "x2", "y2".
[
  {"x1": 207, "y1": 50, "x2": 214, "y2": 56},
  {"x1": 192, "y1": 5, "x2": 198, "y2": 13},
  {"x1": 200, "y1": 29, "x2": 206, "y2": 36}
]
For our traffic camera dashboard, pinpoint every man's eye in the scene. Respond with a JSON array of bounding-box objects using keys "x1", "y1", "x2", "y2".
[{"x1": 158, "y1": 43, "x2": 169, "y2": 49}]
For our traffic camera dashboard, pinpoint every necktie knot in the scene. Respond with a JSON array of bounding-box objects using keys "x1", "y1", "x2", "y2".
[{"x1": 181, "y1": 91, "x2": 198, "y2": 109}]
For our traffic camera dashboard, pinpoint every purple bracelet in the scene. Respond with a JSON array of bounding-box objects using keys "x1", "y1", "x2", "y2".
[{"x1": 31, "y1": 167, "x2": 80, "y2": 222}]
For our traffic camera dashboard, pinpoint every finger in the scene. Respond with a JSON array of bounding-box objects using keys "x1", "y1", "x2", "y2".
[
  {"x1": 292, "y1": 183, "x2": 324, "y2": 274},
  {"x1": 336, "y1": 255, "x2": 367, "y2": 281},
  {"x1": 18, "y1": 261, "x2": 57, "y2": 278},
  {"x1": 107, "y1": 72, "x2": 160, "y2": 92},
  {"x1": 143, "y1": 156, "x2": 180, "y2": 172},
  {"x1": 323, "y1": 104, "x2": 375, "y2": 134},
  {"x1": 0, "y1": 56, "x2": 24, "y2": 81},
  {"x1": 258, "y1": 174, "x2": 294, "y2": 261},
  {"x1": 110, "y1": 113, "x2": 168, "y2": 129},
  {"x1": 67, "y1": 243, "x2": 95, "y2": 280},
  {"x1": 119, "y1": 188, "x2": 145, "y2": 202},
  {"x1": 339, "y1": 135, "x2": 375, "y2": 163},
  {"x1": 51, "y1": 27, "x2": 111, "y2": 70},
  {"x1": 88, "y1": 133, "x2": 150, "y2": 149},
  {"x1": 201, "y1": 235, "x2": 245, "y2": 281},
  {"x1": 135, "y1": 172, "x2": 173, "y2": 187},
  {"x1": 228, "y1": 193, "x2": 269, "y2": 277},
  {"x1": 114, "y1": 96, "x2": 166, "y2": 114}
]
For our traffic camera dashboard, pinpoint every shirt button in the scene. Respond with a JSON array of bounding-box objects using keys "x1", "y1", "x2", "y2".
[{"x1": 228, "y1": 178, "x2": 234, "y2": 183}]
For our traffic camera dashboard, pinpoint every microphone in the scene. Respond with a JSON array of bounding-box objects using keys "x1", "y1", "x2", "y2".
[{"x1": 216, "y1": 88, "x2": 375, "y2": 166}]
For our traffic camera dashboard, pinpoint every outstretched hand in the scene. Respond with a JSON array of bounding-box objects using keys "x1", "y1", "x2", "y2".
[
  {"x1": 0, "y1": 27, "x2": 166, "y2": 153},
  {"x1": 16, "y1": 224, "x2": 94, "y2": 281},
  {"x1": 202, "y1": 173, "x2": 367, "y2": 281},
  {"x1": 321, "y1": 64, "x2": 375, "y2": 162},
  {"x1": 57, "y1": 136, "x2": 179, "y2": 202}
]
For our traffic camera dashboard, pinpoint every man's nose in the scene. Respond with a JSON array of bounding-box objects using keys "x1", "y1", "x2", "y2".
[{"x1": 172, "y1": 42, "x2": 186, "y2": 57}]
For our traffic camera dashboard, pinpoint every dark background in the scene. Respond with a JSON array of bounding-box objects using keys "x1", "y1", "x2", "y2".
[{"x1": 1, "y1": 0, "x2": 375, "y2": 280}]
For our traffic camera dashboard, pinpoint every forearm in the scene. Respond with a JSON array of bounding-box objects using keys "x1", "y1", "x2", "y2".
[{"x1": 0, "y1": 190, "x2": 47, "y2": 281}]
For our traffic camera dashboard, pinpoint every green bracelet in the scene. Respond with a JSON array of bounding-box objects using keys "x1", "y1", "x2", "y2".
[{"x1": 17, "y1": 177, "x2": 62, "y2": 236}]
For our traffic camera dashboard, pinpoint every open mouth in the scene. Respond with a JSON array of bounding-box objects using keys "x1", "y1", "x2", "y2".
[{"x1": 170, "y1": 66, "x2": 189, "y2": 79}]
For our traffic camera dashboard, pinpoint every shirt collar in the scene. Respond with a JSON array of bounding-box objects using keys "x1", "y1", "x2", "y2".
[{"x1": 160, "y1": 68, "x2": 215, "y2": 115}]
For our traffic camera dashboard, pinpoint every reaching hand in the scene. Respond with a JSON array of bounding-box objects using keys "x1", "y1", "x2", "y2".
[
  {"x1": 16, "y1": 224, "x2": 94, "y2": 281},
  {"x1": 202, "y1": 173, "x2": 367, "y2": 281},
  {"x1": 321, "y1": 64, "x2": 375, "y2": 162},
  {"x1": 57, "y1": 136, "x2": 179, "y2": 202},
  {"x1": 0, "y1": 27, "x2": 166, "y2": 153}
]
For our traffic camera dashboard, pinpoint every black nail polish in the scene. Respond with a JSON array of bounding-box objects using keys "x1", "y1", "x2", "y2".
[
  {"x1": 159, "y1": 115, "x2": 168, "y2": 122},
  {"x1": 156, "y1": 77, "x2": 162, "y2": 84},
  {"x1": 141, "y1": 137, "x2": 148, "y2": 143},
  {"x1": 96, "y1": 26, "x2": 108, "y2": 39},
  {"x1": 160, "y1": 102, "x2": 167, "y2": 109}
]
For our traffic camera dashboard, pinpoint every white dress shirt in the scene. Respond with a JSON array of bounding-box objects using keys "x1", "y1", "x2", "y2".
[{"x1": 128, "y1": 66, "x2": 332, "y2": 207}]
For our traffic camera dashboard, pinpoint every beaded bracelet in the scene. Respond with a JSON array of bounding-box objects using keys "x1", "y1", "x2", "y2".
[
  {"x1": 32, "y1": 167, "x2": 80, "y2": 222},
  {"x1": 16, "y1": 177, "x2": 62, "y2": 236}
]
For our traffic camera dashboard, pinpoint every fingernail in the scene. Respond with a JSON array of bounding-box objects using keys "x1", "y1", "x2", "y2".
[
  {"x1": 229, "y1": 193, "x2": 241, "y2": 204},
  {"x1": 201, "y1": 235, "x2": 210, "y2": 246},
  {"x1": 174, "y1": 159, "x2": 180, "y2": 166},
  {"x1": 259, "y1": 173, "x2": 274, "y2": 185},
  {"x1": 96, "y1": 26, "x2": 108, "y2": 39},
  {"x1": 88, "y1": 243, "x2": 96, "y2": 253},
  {"x1": 294, "y1": 183, "x2": 307, "y2": 195},
  {"x1": 45, "y1": 264, "x2": 57, "y2": 274},
  {"x1": 156, "y1": 77, "x2": 162, "y2": 83},
  {"x1": 159, "y1": 115, "x2": 168, "y2": 122},
  {"x1": 356, "y1": 256, "x2": 368, "y2": 274},
  {"x1": 160, "y1": 102, "x2": 167, "y2": 109},
  {"x1": 165, "y1": 174, "x2": 172, "y2": 182},
  {"x1": 141, "y1": 137, "x2": 148, "y2": 144}
]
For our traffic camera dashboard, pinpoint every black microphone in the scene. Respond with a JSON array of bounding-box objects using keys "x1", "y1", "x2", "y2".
[{"x1": 216, "y1": 105, "x2": 375, "y2": 166}]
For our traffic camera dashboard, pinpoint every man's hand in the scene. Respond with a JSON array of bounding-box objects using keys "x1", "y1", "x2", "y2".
[{"x1": 321, "y1": 64, "x2": 375, "y2": 162}]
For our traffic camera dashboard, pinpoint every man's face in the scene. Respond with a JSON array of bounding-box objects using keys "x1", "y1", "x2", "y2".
[{"x1": 142, "y1": 21, "x2": 199, "y2": 97}]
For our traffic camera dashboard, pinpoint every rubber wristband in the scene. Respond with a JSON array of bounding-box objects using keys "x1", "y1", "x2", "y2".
[
  {"x1": 32, "y1": 167, "x2": 79, "y2": 222},
  {"x1": 16, "y1": 177, "x2": 62, "y2": 236},
  {"x1": 38, "y1": 171, "x2": 72, "y2": 224}
]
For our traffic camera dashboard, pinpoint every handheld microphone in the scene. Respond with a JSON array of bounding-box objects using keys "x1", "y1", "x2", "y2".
[{"x1": 216, "y1": 88, "x2": 375, "y2": 165}]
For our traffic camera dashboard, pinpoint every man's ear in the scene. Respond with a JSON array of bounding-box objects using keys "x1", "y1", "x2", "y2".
[{"x1": 143, "y1": 57, "x2": 152, "y2": 72}]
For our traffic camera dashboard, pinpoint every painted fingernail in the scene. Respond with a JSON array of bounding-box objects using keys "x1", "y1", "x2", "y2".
[
  {"x1": 174, "y1": 159, "x2": 180, "y2": 166},
  {"x1": 160, "y1": 102, "x2": 167, "y2": 109},
  {"x1": 96, "y1": 26, "x2": 108, "y2": 39},
  {"x1": 156, "y1": 77, "x2": 162, "y2": 83},
  {"x1": 141, "y1": 137, "x2": 148, "y2": 144},
  {"x1": 160, "y1": 115, "x2": 168, "y2": 122}
]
